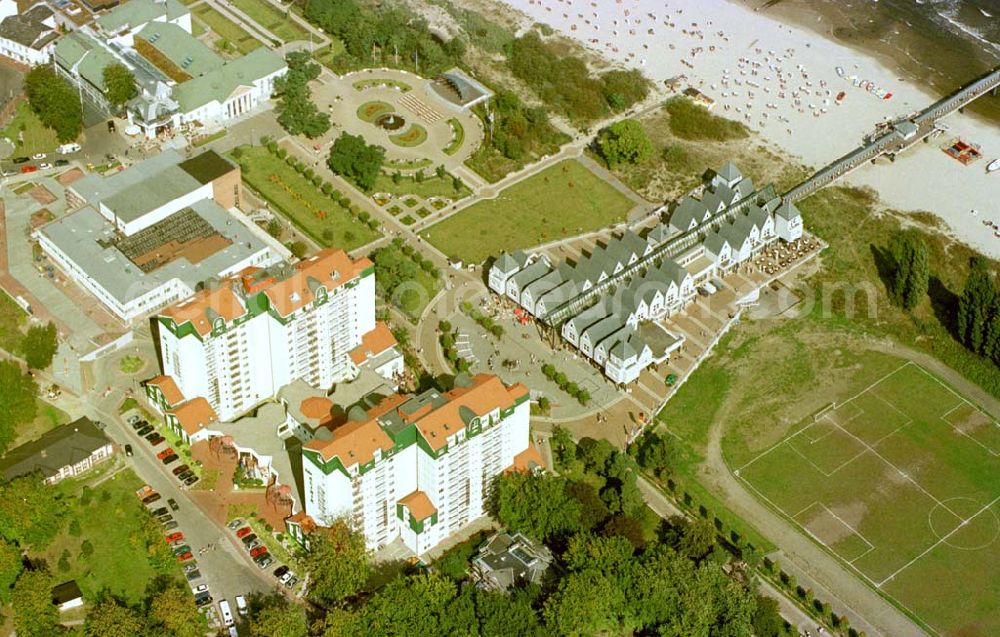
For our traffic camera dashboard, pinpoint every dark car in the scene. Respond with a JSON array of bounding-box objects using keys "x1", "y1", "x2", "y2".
[
  {"x1": 131, "y1": 419, "x2": 148, "y2": 430},
  {"x1": 147, "y1": 434, "x2": 165, "y2": 445},
  {"x1": 185, "y1": 569, "x2": 202, "y2": 582},
  {"x1": 12, "y1": 157, "x2": 28, "y2": 164},
  {"x1": 172, "y1": 464, "x2": 190, "y2": 476},
  {"x1": 161, "y1": 520, "x2": 179, "y2": 530},
  {"x1": 254, "y1": 554, "x2": 273, "y2": 569},
  {"x1": 107, "y1": 120, "x2": 116, "y2": 133},
  {"x1": 162, "y1": 454, "x2": 179, "y2": 465},
  {"x1": 240, "y1": 533, "x2": 257, "y2": 546},
  {"x1": 178, "y1": 470, "x2": 194, "y2": 480},
  {"x1": 136, "y1": 425, "x2": 153, "y2": 436},
  {"x1": 195, "y1": 593, "x2": 213, "y2": 607},
  {"x1": 183, "y1": 475, "x2": 199, "y2": 486},
  {"x1": 54, "y1": 159, "x2": 69, "y2": 167},
  {"x1": 142, "y1": 493, "x2": 161, "y2": 505},
  {"x1": 124, "y1": 444, "x2": 133, "y2": 457},
  {"x1": 167, "y1": 498, "x2": 179, "y2": 511},
  {"x1": 150, "y1": 507, "x2": 168, "y2": 517},
  {"x1": 172, "y1": 545, "x2": 192, "y2": 556},
  {"x1": 273, "y1": 565, "x2": 289, "y2": 578}
]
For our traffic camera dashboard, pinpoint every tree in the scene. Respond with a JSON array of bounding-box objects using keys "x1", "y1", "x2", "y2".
[
  {"x1": 543, "y1": 570, "x2": 623, "y2": 635},
  {"x1": 596, "y1": 119, "x2": 653, "y2": 168},
  {"x1": 677, "y1": 517, "x2": 717, "y2": 562},
  {"x1": 249, "y1": 594, "x2": 308, "y2": 637},
  {"x1": 290, "y1": 241, "x2": 309, "y2": 259},
  {"x1": 751, "y1": 595, "x2": 788, "y2": 637},
  {"x1": 274, "y1": 52, "x2": 330, "y2": 138},
  {"x1": 632, "y1": 429, "x2": 674, "y2": 478},
  {"x1": 0, "y1": 360, "x2": 38, "y2": 454},
  {"x1": 0, "y1": 538, "x2": 23, "y2": 602},
  {"x1": 86, "y1": 596, "x2": 148, "y2": 637},
  {"x1": 956, "y1": 256, "x2": 997, "y2": 354},
  {"x1": 266, "y1": 219, "x2": 283, "y2": 238},
  {"x1": 24, "y1": 66, "x2": 83, "y2": 142},
  {"x1": 148, "y1": 582, "x2": 204, "y2": 637},
  {"x1": 488, "y1": 472, "x2": 583, "y2": 541},
  {"x1": 0, "y1": 474, "x2": 67, "y2": 547},
  {"x1": 304, "y1": 520, "x2": 371, "y2": 606},
  {"x1": 11, "y1": 569, "x2": 59, "y2": 637},
  {"x1": 327, "y1": 133, "x2": 385, "y2": 191},
  {"x1": 21, "y1": 321, "x2": 57, "y2": 369},
  {"x1": 103, "y1": 63, "x2": 137, "y2": 108},
  {"x1": 887, "y1": 230, "x2": 929, "y2": 311}
]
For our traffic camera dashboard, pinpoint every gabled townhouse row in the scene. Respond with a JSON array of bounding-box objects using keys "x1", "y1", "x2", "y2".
[{"x1": 489, "y1": 161, "x2": 805, "y2": 386}]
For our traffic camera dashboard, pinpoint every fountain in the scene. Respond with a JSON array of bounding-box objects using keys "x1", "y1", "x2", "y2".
[{"x1": 375, "y1": 113, "x2": 406, "y2": 131}]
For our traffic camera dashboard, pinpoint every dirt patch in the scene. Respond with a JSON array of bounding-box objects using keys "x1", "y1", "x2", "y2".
[
  {"x1": 29, "y1": 184, "x2": 55, "y2": 205},
  {"x1": 802, "y1": 503, "x2": 867, "y2": 546},
  {"x1": 56, "y1": 168, "x2": 84, "y2": 186},
  {"x1": 945, "y1": 404, "x2": 993, "y2": 437}
]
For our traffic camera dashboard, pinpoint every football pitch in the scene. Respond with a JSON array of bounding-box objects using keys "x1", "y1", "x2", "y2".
[{"x1": 736, "y1": 362, "x2": 1000, "y2": 636}]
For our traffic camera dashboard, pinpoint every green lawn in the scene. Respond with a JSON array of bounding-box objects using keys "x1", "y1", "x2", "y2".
[
  {"x1": 421, "y1": 159, "x2": 633, "y2": 264},
  {"x1": 1, "y1": 102, "x2": 59, "y2": 158},
  {"x1": 357, "y1": 101, "x2": 394, "y2": 123},
  {"x1": 119, "y1": 355, "x2": 145, "y2": 374},
  {"x1": 373, "y1": 172, "x2": 470, "y2": 200},
  {"x1": 443, "y1": 118, "x2": 465, "y2": 155},
  {"x1": 11, "y1": 400, "x2": 70, "y2": 449},
  {"x1": 0, "y1": 289, "x2": 27, "y2": 354},
  {"x1": 193, "y1": 5, "x2": 262, "y2": 54},
  {"x1": 663, "y1": 96, "x2": 750, "y2": 142},
  {"x1": 229, "y1": 0, "x2": 309, "y2": 42},
  {"x1": 37, "y1": 469, "x2": 182, "y2": 604},
  {"x1": 389, "y1": 124, "x2": 427, "y2": 148},
  {"x1": 235, "y1": 146, "x2": 380, "y2": 250}
]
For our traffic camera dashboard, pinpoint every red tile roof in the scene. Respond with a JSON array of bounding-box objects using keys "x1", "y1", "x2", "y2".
[
  {"x1": 299, "y1": 396, "x2": 332, "y2": 422},
  {"x1": 265, "y1": 249, "x2": 372, "y2": 318},
  {"x1": 168, "y1": 397, "x2": 218, "y2": 436},
  {"x1": 349, "y1": 322, "x2": 398, "y2": 365},
  {"x1": 413, "y1": 375, "x2": 520, "y2": 452},
  {"x1": 160, "y1": 285, "x2": 245, "y2": 337},
  {"x1": 398, "y1": 490, "x2": 436, "y2": 521},
  {"x1": 147, "y1": 375, "x2": 184, "y2": 405}
]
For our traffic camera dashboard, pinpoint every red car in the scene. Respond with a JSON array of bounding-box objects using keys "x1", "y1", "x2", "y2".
[
  {"x1": 235, "y1": 527, "x2": 252, "y2": 539},
  {"x1": 249, "y1": 546, "x2": 268, "y2": 558},
  {"x1": 19, "y1": 165, "x2": 37, "y2": 174},
  {"x1": 164, "y1": 532, "x2": 184, "y2": 543},
  {"x1": 176, "y1": 551, "x2": 194, "y2": 562},
  {"x1": 156, "y1": 447, "x2": 175, "y2": 460}
]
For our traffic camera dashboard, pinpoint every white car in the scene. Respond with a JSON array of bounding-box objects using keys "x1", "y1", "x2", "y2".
[
  {"x1": 32, "y1": 152, "x2": 46, "y2": 160},
  {"x1": 57, "y1": 143, "x2": 81, "y2": 154},
  {"x1": 279, "y1": 571, "x2": 294, "y2": 584},
  {"x1": 235, "y1": 595, "x2": 247, "y2": 616},
  {"x1": 192, "y1": 584, "x2": 209, "y2": 594},
  {"x1": 219, "y1": 600, "x2": 234, "y2": 627},
  {"x1": 39, "y1": 162, "x2": 51, "y2": 170}
]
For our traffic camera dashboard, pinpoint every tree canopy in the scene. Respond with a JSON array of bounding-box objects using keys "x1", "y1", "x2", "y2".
[
  {"x1": 597, "y1": 119, "x2": 653, "y2": 168},
  {"x1": 0, "y1": 360, "x2": 38, "y2": 454},
  {"x1": 488, "y1": 471, "x2": 583, "y2": 542},
  {"x1": 0, "y1": 474, "x2": 67, "y2": 547},
  {"x1": 956, "y1": 256, "x2": 1000, "y2": 364},
  {"x1": 0, "y1": 538, "x2": 23, "y2": 603},
  {"x1": 21, "y1": 321, "x2": 57, "y2": 370},
  {"x1": 886, "y1": 230, "x2": 930, "y2": 311},
  {"x1": 11, "y1": 568, "x2": 59, "y2": 637},
  {"x1": 85, "y1": 596, "x2": 149, "y2": 637},
  {"x1": 249, "y1": 593, "x2": 309, "y2": 637},
  {"x1": 147, "y1": 581, "x2": 204, "y2": 637},
  {"x1": 304, "y1": 520, "x2": 372, "y2": 606},
  {"x1": 274, "y1": 52, "x2": 330, "y2": 138},
  {"x1": 24, "y1": 66, "x2": 83, "y2": 143},
  {"x1": 327, "y1": 133, "x2": 385, "y2": 191},
  {"x1": 103, "y1": 63, "x2": 137, "y2": 108}
]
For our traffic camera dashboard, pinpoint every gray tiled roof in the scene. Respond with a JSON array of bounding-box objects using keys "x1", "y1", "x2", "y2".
[
  {"x1": 508, "y1": 261, "x2": 550, "y2": 291},
  {"x1": 704, "y1": 230, "x2": 730, "y2": 256},
  {"x1": 734, "y1": 176, "x2": 755, "y2": 199},
  {"x1": 658, "y1": 259, "x2": 689, "y2": 286},
  {"x1": 0, "y1": 418, "x2": 109, "y2": 481},
  {"x1": 717, "y1": 161, "x2": 742, "y2": 183},
  {"x1": 646, "y1": 223, "x2": 675, "y2": 245},
  {"x1": 712, "y1": 182, "x2": 737, "y2": 205},
  {"x1": 0, "y1": 5, "x2": 55, "y2": 48},
  {"x1": 582, "y1": 315, "x2": 626, "y2": 348},
  {"x1": 566, "y1": 300, "x2": 611, "y2": 334},
  {"x1": 775, "y1": 201, "x2": 802, "y2": 221}
]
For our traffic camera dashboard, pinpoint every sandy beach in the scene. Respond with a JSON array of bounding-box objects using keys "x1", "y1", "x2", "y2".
[{"x1": 500, "y1": 0, "x2": 1000, "y2": 258}]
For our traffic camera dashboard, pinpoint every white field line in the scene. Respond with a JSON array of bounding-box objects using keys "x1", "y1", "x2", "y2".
[
  {"x1": 909, "y1": 363, "x2": 999, "y2": 456},
  {"x1": 876, "y1": 495, "x2": 1000, "y2": 588}
]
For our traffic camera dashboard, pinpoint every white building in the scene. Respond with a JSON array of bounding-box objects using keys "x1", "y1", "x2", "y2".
[
  {"x1": 34, "y1": 150, "x2": 280, "y2": 321},
  {"x1": 0, "y1": 2, "x2": 57, "y2": 65},
  {"x1": 301, "y1": 373, "x2": 539, "y2": 555},
  {"x1": 152, "y1": 249, "x2": 379, "y2": 422}
]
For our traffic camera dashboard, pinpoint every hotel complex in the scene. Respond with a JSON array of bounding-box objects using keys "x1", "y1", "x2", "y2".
[
  {"x1": 300, "y1": 373, "x2": 536, "y2": 554},
  {"x1": 490, "y1": 162, "x2": 803, "y2": 384}
]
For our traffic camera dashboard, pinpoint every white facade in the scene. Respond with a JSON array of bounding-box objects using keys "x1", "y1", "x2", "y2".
[
  {"x1": 301, "y1": 375, "x2": 533, "y2": 555},
  {"x1": 157, "y1": 250, "x2": 377, "y2": 421}
]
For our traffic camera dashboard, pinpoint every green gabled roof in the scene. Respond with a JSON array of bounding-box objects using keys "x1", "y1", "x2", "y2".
[
  {"x1": 98, "y1": 0, "x2": 187, "y2": 33},
  {"x1": 56, "y1": 32, "x2": 119, "y2": 92},
  {"x1": 137, "y1": 21, "x2": 222, "y2": 77},
  {"x1": 172, "y1": 47, "x2": 284, "y2": 112}
]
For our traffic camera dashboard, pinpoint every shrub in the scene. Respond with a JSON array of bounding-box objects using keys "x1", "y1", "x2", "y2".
[
  {"x1": 69, "y1": 520, "x2": 81, "y2": 536},
  {"x1": 290, "y1": 241, "x2": 309, "y2": 258},
  {"x1": 277, "y1": 148, "x2": 288, "y2": 159},
  {"x1": 439, "y1": 320, "x2": 452, "y2": 333},
  {"x1": 321, "y1": 182, "x2": 333, "y2": 195}
]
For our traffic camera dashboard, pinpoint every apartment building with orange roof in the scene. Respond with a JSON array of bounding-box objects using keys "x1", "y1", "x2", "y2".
[
  {"x1": 300, "y1": 373, "x2": 533, "y2": 555},
  {"x1": 150, "y1": 248, "x2": 395, "y2": 421}
]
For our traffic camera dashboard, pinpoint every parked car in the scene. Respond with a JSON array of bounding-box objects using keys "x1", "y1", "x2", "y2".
[
  {"x1": 38, "y1": 162, "x2": 51, "y2": 170},
  {"x1": 136, "y1": 425, "x2": 153, "y2": 436},
  {"x1": 127, "y1": 415, "x2": 141, "y2": 425},
  {"x1": 31, "y1": 153, "x2": 46, "y2": 160},
  {"x1": 227, "y1": 519, "x2": 244, "y2": 531},
  {"x1": 186, "y1": 569, "x2": 202, "y2": 582},
  {"x1": 165, "y1": 532, "x2": 184, "y2": 543},
  {"x1": 161, "y1": 520, "x2": 179, "y2": 530},
  {"x1": 162, "y1": 454, "x2": 179, "y2": 465},
  {"x1": 124, "y1": 444, "x2": 133, "y2": 457},
  {"x1": 178, "y1": 471, "x2": 194, "y2": 480},
  {"x1": 171, "y1": 539, "x2": 187, "y2": 550},
  {"x1": 157, "y1": 514, "x2": 173, "y2": 523},
  {"x1": 142, "y1": 493, "x2": 161, "y2": 505},
  {"x1": 235, "y1": 526, "x2": 252, "y2": 539},
  {"x1": 12, "y1": 156, "x2": 28, "y2": 164},
  {"x1": 143, "y1": 431, "x2": 159, "y2": 441},
  {"x1": 183, "y1": 476, "x2": 199, "y2": 486},
  {"x1": 183, "y1": 562, "x2": 199, "y2": 574},
  {"x1": 235, "y1": 595, "x2": 248, "y2": 616},
  {"x1": 246, "y1": 539, "x2": 261, "y2": 551},
  {"x1": 241, "y1": 534, "x2": 257, "y2": 546},
  {"x1": 273, "y1": 565, "x2": 289, "y2": 578},
  {"x1": 156, "y1": 448, "x2": 174, "y2": 460},
  {"x1": 147, "y1": 434, "x2": 165, "y2": 445},
  {"x1": 131, "y1": 419, "x2": 148, "y2": 430},
  {"x1": 250, "y1": 546, "x2": 268, "y2": 558},
  {"x1": 57, "y1": 143, "x2": 81, "y2": 154},
  {"x1": 167, "y1": 498, "x2": 179, "y2": 511},
  {"x1": 173, "y1": 464, "x2": 190, "y2": 476},
  {"x1": 192, "y1": 584, "x2": 209, "y2": 595},
  {"x1": 284, "y1": 575, "x2": 298, "y2": 589},
  {"x1": 19, "y1": 165, "x2": 37, "y2": 174},
  {"x1": 150, "y1": 507, "x2": 168, "y2": 517},
  {"x1": 54, "y1": 159, "x2": 70, "y2": 167},
  {"x1": 194, "y1": 592, "x2": 213, "y2": 607},
  {"x1": 254, "y1": 555, "x2": 273, "y2": 569},
  {"x1": 176, "y1": 551, "x2": 193, "y2": 562},
  {"x1": 279, "y1": 571, "x2": 295, "y2": 585},
  {"x1": 173, "y1": 545, "x2": 192, "y2": 556}
]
